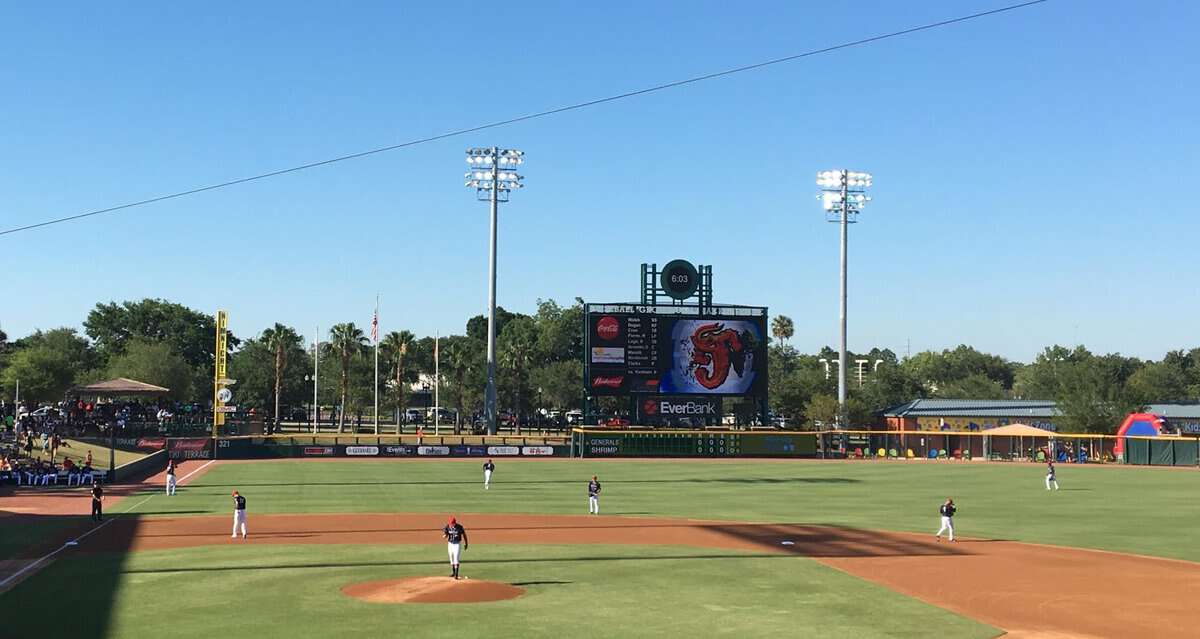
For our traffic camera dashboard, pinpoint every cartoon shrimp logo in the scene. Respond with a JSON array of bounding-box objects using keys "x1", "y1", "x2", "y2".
[{"x1": 689, "y1": 323, "x2": 748, "y2": 389}]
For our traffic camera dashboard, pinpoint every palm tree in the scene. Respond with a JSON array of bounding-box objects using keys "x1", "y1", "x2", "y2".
[
  {"x1": 261, "y1": 323, "x2": 302, "y2": 435},
  {"x1": 771, "y1": 315, "x2": 795, "y2": 344},
  {"x1": 325, "y1": 323, "x2": 366, "y2": 433},
  {"x1": 443, "y1": 340, "x2": 471, "y2": 435},
  {"x1": 381, "y1": 330, "x2": 415, "y2": 429},
  {"x1": 501, "y1": 333, "x2": 535, "y2": 435}
]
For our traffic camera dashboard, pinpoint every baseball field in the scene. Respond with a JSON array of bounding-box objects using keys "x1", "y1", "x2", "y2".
[{"x1": 2, "y1": 458, "x2": 1198, "y2": 638}]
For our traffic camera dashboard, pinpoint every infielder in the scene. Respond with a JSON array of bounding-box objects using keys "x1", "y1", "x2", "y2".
[
  {"x1": 165, "y1": 459, "x2": 177, "y2": 496},
  {"x1": 90, "y1": 479, "x2": 104, "y2": 523},
  {"x1": 588, "y1": 475, "x2": 601, "y2": 514},
  {"x1": 935, "y1": 497, "x2": 956, "y2": 542},
  {"x1": 443, "y1": 516, "x2": 469, "y2": 579},
  {"x1": 1045, "y1": 461, "x2": 1059, "y2": 490},
  {"x1": 231, "y1": 490, "x2": 248, "y2": 539},
  {"x1": 483, "y1": 459, "x2": 495, "y2": 490}
]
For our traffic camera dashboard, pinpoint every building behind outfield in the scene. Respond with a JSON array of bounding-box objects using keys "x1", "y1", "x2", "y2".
[{"x1": 882, "y1": 399, "x2": 1200, "y2": 435}]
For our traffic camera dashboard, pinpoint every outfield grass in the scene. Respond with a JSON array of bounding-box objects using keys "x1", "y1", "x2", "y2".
[
  {"x1": 126, "y1": 459, "x2": 1200, "y2": 562},
  {"x1": 3, "y1": 544, "x2": 998, "y2": 639}
]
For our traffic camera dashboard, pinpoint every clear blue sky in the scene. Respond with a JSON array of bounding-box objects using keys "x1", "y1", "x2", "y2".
[{"x1": 2, "y1": 1, "x2": 1196, "y2": 362}]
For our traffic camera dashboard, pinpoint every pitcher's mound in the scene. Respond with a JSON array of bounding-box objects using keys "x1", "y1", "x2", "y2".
[{"x1": 342, "y1": 577, "x2": 525, "y2": 604}]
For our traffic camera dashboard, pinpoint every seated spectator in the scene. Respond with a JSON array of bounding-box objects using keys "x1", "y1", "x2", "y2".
[{"x1": 80, "y1": 462, "x2": 94, "y2": 484}]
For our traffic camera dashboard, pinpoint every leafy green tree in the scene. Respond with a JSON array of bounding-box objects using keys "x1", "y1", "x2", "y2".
[
  {"x1": 530, "y1": 360, "x2": 581, "y2": 411},
  {"x1": 105, "y1": 339, "x2": 194, "y2": 400},
  {"x1": 935, "y1": 373, "x2": 1007, "y2": 400},
  {"x1": 84, "y1": 299, "x2": 236, "y2": 371},
  {"x1": 1054, "y1": 357, "x2": 1143, "y2": 433},
  {"x1": 804, "y1": 394, "x2": 839, "y2": 428},
  {"x1": 325, "y1": 323, "x2": 366, "y2": 432},
  {"x1": 0, "y1": 328, "x2": 97, "y2": 403},
  {"x1": 1127, "y1": 361, "x2": 1190, "y2": 403}
]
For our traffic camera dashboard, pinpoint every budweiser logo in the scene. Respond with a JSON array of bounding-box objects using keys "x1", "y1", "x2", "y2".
[
  {"x1": 643, "y1": 400, "x2": 658, "y2": 415},
  {"x1": 592, "y1": 376, "x2": 624, "y2": 388},
  {"x1": 596, "y1": 316, "x2": 620, "y2": 340}
]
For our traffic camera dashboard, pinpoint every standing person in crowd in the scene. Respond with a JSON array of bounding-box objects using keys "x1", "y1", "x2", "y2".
[
  {"x1": 166, "y1": 459, "x2": 178, "y2": 495},
  {"x1": 90, "y1": 480, "x2": 104, "y2": 522},
  {"x1": 231, "y1": 490, "x2": 248, "y2": 539},
  {"x1": 482, "y1": 459, "x2": 495, "y2": 490},
  {"x1": 587, "y1": 475, "x2": 602, "y2": 515},
  {"x1": 935, "y1": 497, "x2": 956, "y2": 542},
  {"x1": 85, "y1": 450, "x2": 93, "y2": 467}
]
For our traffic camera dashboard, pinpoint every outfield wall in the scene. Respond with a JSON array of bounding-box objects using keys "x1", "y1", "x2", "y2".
[{"x1": 208, "y1": 435, "x2": 569, "y2": 459}]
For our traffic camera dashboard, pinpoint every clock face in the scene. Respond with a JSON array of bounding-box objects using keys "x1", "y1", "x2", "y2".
[{"x1": 661, "y1": 259, "x2": 699, "y2": 300}]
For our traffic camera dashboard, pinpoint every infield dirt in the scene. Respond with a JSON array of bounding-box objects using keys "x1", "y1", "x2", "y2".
[{"x1": 71, "y1": 512, "x2": 1199, "y2": 638}]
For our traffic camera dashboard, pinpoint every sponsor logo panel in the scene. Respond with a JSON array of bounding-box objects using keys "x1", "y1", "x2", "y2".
[
  {"x1": 591, "y1": 375, "x2": 624, "y2": 389},
  {"x1": 303, "y1": 446, "x2": 335, "y2": 456},
  {"x1": 521, "y1": 446, "x2": 555, "y2": 456},
  {"x1": 487, "y1": 446, "x2": 520, "y2": 456},
  {"x1": 590, "y1": 346, "x2": 626, "y2": 364},
  {"x1": 345, "y1": 445, "x2": 379, "y2": 456},
  {"x1": 136, "y1": 437, "x2": 166, "y2": 450},
  {"x1": 382, "y1": 445, "x2": 416, "y2": 456},
  {"x1": 596, "y1": 316, "x2": 620, "y2": 341},
  {"x1": 450, "y1": 446, "x2": 470, "y2": 456},
  {"x1": 468, "y1": 446, "x2": 488, "y2": 456},
  {"x1": 586, "y1": 437, "x2": 621, "y2": 455},
  {"x1": 417, "y1": 446, "x2": 450, "y2": 456}
]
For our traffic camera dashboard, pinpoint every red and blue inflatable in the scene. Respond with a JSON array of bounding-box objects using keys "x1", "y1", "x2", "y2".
[{"x1": 1113, "y1": 413, "x2": 1163, "y2": 456}]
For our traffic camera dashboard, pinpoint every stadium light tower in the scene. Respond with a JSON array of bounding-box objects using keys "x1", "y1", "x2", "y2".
[
  {"x1": 465, "y1": 147, "x2": 525, "y2": 436},
  {"x1": 816, "y1": 169, "x2": 872, "y2": 428}
]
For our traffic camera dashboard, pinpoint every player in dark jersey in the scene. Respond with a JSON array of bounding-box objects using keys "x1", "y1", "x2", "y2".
[
  {"x1": 90, "y1": 480, "x2": 104, "y2": 522},
  {"x1": 443, "y1": 516, "x2": 469, "y2": 579},
  {"x1": 1045, "y1": 461, "x2": 1059, "y2": 490},
  {"x1": 936, "y1": 497, "x2": 956, "y2": 542},
  {"x1": 588, "y1": 476, "x2": 601, "y2": 514},
  {"x1": 232, "y1": 490, "x2": 247, "y2": 539},
  {"x1": 483, "y1": 459, "x2": 495, "y2": 490},
  {"x1": 166, "y1": 459, "x2": 177, "y2": 496}
]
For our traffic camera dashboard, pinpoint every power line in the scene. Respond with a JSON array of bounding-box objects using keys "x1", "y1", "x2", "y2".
[{"x1": 0, "y1": 0, "x2": 1048, "y2": 237}]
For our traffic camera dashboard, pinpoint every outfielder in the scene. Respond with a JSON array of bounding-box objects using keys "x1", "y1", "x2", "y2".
[
  {"x1": 588, "y1": 475, "x2": 601, "y2": 514},
  {"x1": 165, "y1": 459, "x2": 177, "y2": 496},
  {"x1": 231, "y1": 490, "x2": 247, "y2": 539},
  {"x1": 1045, "y1": 461, "x2": 1059, "y2": 490},
  {"x1": 935, "y1": 497, "x2": 956, "y2": 542},
  {"x1": 483, "y1": 459, "x2": 495, "y2": 490},
  {"x1": 443, "y1": 516, "x2": 469, "y2": 579}
]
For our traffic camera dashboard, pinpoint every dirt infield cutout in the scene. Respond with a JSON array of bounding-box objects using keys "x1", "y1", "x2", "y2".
[{"x1": 342, "y1": 576, "x2": 525, "y2": 604}]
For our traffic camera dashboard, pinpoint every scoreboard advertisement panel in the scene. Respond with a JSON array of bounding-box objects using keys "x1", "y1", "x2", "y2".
[{"x1": 585, "y1": 309, "x2": 767, "y2": 398}]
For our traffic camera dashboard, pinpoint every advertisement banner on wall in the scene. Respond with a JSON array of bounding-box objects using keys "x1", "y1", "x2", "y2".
[
  {"x1": 303, "y1": 446, "x2": 335, "y2": 456},
  {"x1": 136, "y1": 437, "x2": 167, "y2": 450},
  {"x1": 345, "y1": 446, "x2": 379, "y2": 456},
  {"x1": 417, "y1": 446, "x2": 450, "y2": 456},
  {"x1": 487, "y1": 446, "x2": 520, "y2": 456},
  {"x1": 585, "y1": 437, "x2": 622, "y2": 456},
  {"x1": 521, "y1": 446, "x2": 555, "y2": 456},
  {"x1": 382, "y1": 445, "x2": 416, "y2": 456},
  {"x1": 468, "y1": 446, "x2": 488, "y2": 456},
  {"x1": 168, "y1": 438, "x2": 213, "y2": 460}
]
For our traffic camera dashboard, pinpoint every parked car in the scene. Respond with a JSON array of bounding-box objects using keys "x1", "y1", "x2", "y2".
[
  {"x1": 565, "y1": 410, "x2": 583, "y2": 425},
  {"x1": 405, "y1": 409, "x2": 424, "y2": 424}
]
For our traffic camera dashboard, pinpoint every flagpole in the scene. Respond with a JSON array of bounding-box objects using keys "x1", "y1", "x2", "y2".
[
  {"x1": 373, "y1": 294, "x2": 380, "y2": 435},
  {"x1": 434, "y1": 331, "x2": 440, "y2": 436},
  {"x1": 313, "y1": 325, "x2": 319, "y2": 435}
]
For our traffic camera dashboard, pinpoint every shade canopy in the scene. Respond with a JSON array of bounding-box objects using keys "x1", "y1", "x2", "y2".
[
  {"x1": 71, "y1": 378, "x2": 170, "y2": 397},
  {"x1": 983, "y1": 423, "x2": 1055, "y2": 437}
]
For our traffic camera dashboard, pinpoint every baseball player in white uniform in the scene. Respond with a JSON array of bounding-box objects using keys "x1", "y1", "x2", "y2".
[
  {"x1": 165, "y1": 460, "x2": 177, "y2": 496},
  {"x1": 935, "y1": 497, "x2": 956, "y2": 542},
  {"x1": 1045, "y1": 461, "x2": 1059, "y2": 490},
  {"x1": 443, "y1": 517, "x2": 469, "y2": 579},
  {"x1": 483, "y1": 459, "x2": 495, "y2": 490},
  {"x1": 588, "y1": 476, "x2": 601, "y2": 514},
  {"x1": 231, "y1": 490, "x2": 247, "y2": 539}
]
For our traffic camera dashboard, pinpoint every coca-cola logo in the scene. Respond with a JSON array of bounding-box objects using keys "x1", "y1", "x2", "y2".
[
  {"x1": 596, "y1": 316, "x2": 620, "y2": 341},
  {"x1": 592, "y1": 376, "x2": 624, "y2": 389},
  {"x1": 643, "y1": 400, "x2": 658, "y2": 416}
]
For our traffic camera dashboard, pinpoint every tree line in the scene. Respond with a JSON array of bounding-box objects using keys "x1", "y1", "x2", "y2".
[{"x1": 2, "y1": 302, "x2": 1198, "y2": 434}]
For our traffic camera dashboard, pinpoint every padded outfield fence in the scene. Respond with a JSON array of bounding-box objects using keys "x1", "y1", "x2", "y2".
[{"x1": 569, "y1": 428, "x2": 1200, "y2": 466}]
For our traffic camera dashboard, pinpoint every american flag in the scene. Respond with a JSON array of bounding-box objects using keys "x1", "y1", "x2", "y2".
[{"x1": 371, "y1": 307, "x2": 379, "y2": 343}]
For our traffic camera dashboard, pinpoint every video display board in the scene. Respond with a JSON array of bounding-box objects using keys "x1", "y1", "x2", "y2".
[{"x1": 585, "y1": 310, "x2": 767, "y2": 397}]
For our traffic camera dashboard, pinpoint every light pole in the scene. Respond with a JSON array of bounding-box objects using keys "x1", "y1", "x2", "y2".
[
  {"x1": 816, "y1": 170, "x2": 872, "y2": 428},
  {"x1": 465, "y1": 146, "x2": 525, "y2": 436}
]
